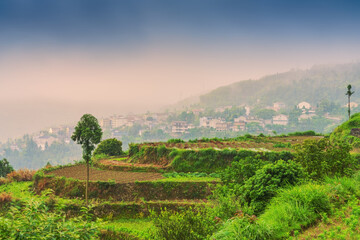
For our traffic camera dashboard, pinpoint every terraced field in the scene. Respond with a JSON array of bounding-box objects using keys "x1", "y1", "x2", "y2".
[
  {"x1": 138, "y1": 135, "x2": 323, "y2": 152},
  {"x1": 46, "y1": 164, "x2": 164, "y2": 183}
]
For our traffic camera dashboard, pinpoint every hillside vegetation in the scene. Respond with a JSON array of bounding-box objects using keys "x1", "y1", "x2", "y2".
[
  {"x1": 199, "y1": 63, "x2": 360, "y2": 107},
  {"x1": 2, "y1": 121, "x2": 360, "y2": 239},
  {"x1": 331, "y1": 112, "x2": 360, "y2": 147}
]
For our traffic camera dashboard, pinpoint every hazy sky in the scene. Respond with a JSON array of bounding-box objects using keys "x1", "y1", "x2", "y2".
[{"x1": 1, "y1": 0, "x2": 360, "y2": 141}]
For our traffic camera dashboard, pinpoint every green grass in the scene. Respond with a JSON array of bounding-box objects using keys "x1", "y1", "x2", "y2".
[
  {"x1": 151, "y1": 177, "x2": 221, "y2": 182},
  {"x1": 0, "y1": 181, "x2": 86, "y2": 206},
  {"x1": 0, "y1": 181, "x2": 34, "y2": 200},
  {"x1": 101, "y1": 218, "x2": 153, "y2": 239},
  {"x1": 295, "y1": 198, "x2": 360, "y2": 240},
  {"x1": 111, "y1": 157, "x2": 128, "y2": 162}
]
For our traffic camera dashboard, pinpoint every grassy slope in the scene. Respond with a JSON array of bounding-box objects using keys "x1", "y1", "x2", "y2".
[{"x1": 331, "y1": 112, "x2": 360, "y2": 144}]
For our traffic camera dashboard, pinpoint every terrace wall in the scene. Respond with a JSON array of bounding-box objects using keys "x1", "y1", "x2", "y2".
[
  {"x1": 129, "y1": 144, "x2": 294, "y2": 173},
  {"x1": 34, "y1": 175, "x2": 216, "y2": 201}
]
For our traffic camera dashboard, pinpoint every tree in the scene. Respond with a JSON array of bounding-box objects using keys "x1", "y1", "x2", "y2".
[
  {"x1": 252, "y1": 108, "x2": 276, "y2": 120},
  {"x1": 0, "y1": 158, "x2": 14, "y2": 177},
  {"x1": 71, "y1": 114, "x2": 102, "y2": 205},
  {"x1": 346, "y1": 84, "x2": 355, "y2": 119},
  {"x1": 93, "y1": 138, "x2": 123, "y2": 156}
]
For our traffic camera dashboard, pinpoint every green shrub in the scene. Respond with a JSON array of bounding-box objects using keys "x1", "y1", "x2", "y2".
[
  {"x1": 330, "y1": 112, "x2": 360, "y2": 146},
  {"x1": 93, "y1": 138, "x2": 123, "y2": 156},
  {"x1": 167, "y1": 138, "x2": 184, "y2": 143},
  {"x1": 151, "y1": 207, "x2": 217, "y2": 240},
  {"x1": 221, "y1": 155, "x2": 265, "y2": 186},
  {"x1": 288, "y1": 130, "x2": 317, "y2": 136},
  {"x1": 0, "y1": 158, "x2": 14, "y2": 178},
  {"x1": 243, "y1": 160, "x2": 307, "y2": 214},
  {"x1": 273, "y1": 143, "x2": 291, "y2": 148},
  {"x1": 208, "y1": 186, "x2": 247, "y2": 221},
  {"x1": 294, "y1": 138, "x2": 355, "y2": 180},
  {"x1": 128, "y1": 144, "x2": 140, "y2": 157},
  {"x1": 0, "y1": 200, "x2": 101, "y2": 239}
]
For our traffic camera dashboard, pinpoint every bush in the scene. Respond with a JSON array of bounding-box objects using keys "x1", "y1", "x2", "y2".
[
  {"x1": 128, "y1": 144, "x2": 140, "y2": 157},
  {"x1": 93, "y1": 138, "x2": 123, "y2": 156},
  {"x1": 294, "y1": 138, "x2": 355, "y2": 180},
  {"x1": 273, "y1": 143, "x2": 291, "y2": 148},
  {"x1": 0, "y1": 200, "x2": 101, "y2": 239},
  {"x1": 7, "y1": 169, "x2": 36, "y2": 182},
  {"x1": 221, "y1": 155, "x2": 265, "y2": 186},
  {"x1": 167, "y1": 139, "x2": 184, "y2": 143},
  {"x1": 330, "y1": 112, "x2": 360, "y2": 146},
  {"x1": 208, "y1": 186, "x2": 246, "y2": 221},
  {"x1": 151, "y1": 207, "x2": 217, "y2": 240},
  {"x1": 0, "y1": 178, "x2": 8, "y2": 186},
  {"x1": 243, "y1": 160, "x2": 307, "y2": 213},
  {"x1": 0, "y1": 158, "x2": 14, "y2": 178},
  {"x1": 0, "y1": 192, "x2": 12, "y2": 204},
  {"x1": 288, "y1": 130, "x2": 316, "y2": 136}
]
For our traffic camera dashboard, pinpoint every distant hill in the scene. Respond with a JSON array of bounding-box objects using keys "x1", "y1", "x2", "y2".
[{"x1": 197, "y1": 63, "x2": 360, "y2": 108}]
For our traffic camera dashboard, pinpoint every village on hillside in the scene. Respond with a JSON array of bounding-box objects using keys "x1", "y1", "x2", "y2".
[{"x1": 1, "y1": 100, "x2": 352, "y2": 154}]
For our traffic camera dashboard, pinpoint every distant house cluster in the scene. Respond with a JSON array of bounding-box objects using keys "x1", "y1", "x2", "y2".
[
  {"x1": 33, "y1": 125, "x2": 74, "y2": 150},
  {"x1": 9, "y1": 99, "x2": 349, "y2": 153}
]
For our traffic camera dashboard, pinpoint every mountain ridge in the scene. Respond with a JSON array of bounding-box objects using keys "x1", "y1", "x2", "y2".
[{"x1": 179, "y1": 62, "x2": 360, "y2": 109}]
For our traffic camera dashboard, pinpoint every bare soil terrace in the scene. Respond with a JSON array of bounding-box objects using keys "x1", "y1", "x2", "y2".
[{"x1": 46, "y1": 164, "x2": 164, "y2": 183}]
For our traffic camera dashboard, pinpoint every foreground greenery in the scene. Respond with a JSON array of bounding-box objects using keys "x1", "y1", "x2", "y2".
[{"x1": 2, "y1": 116, "x2": 360, "y2": 239}]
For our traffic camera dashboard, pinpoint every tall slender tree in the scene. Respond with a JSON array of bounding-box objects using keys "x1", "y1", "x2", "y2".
[
  {"x1": 346, "y1": 84, "x2": 355, "y2": 119},
  {"x1": 71, "y1": 114, "x2": 102, "y2": 205}
]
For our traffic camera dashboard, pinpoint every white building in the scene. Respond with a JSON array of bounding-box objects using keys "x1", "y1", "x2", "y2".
[
  {"x1": 234, "y1": 116, "x2": 247, "y2": 122},
  {"x1": 171, "y1": 121, "x2": 188, "y2": 134},
  {"x1": 199, "y1": 117, "x2": 212, "y2": 128},
  {"x1": 209, "y1": 118, "x2": 224, "y2": 129},
  {"x1": 111, "y1": 116, "x2": 128, "y2": 128},
  {"x1": 297, "y1": 102, "x2": 311, "y2": 110},
  {"x1": 344, "y1": 102, "x2": 358, "y2": 109},
  {"x1": 272, "y1": 114, "x2": 289, "y2": 125},
  {"x1": 100, "y1": 118, "x2": 112, "y2": 129}
]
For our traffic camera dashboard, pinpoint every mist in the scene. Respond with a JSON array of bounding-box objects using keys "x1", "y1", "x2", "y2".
[{"x1": 1, "y1": 0, "x2": 360, "y2": 141}]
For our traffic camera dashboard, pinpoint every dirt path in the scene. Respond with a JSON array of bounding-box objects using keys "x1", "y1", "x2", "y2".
[{"x1": 47, "y1": 164, "x2": 164, "y2": 183}]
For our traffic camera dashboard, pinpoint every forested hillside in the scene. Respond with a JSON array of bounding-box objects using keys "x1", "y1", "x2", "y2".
[
  {"x1": 199, "y1": 63, "x2": 360, "y2": 108},
  {"x1": 1, "y1": 136, "x2": 81, "y2": 169}
]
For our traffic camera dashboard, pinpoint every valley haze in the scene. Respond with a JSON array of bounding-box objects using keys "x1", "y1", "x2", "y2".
[{"x1": 1, "y1": 0, "x2": 360, "y2": 141}]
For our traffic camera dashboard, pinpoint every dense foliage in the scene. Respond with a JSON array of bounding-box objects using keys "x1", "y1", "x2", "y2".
[
  {"x1": 93, "y1": 138, "x2": 123, "y2": 157},
  {"x1": 151, "y1": 208, "x2": 216, "y2": 240},
  {"x1": 72, "y1": 114, "x2": 103, "y2": 163},
  {"x1": 331, "y1": 112, "x2": 360, "y2": 146},
  {"x1": 242, "y1": 160, "x2": 307, "y2": 213},
  {"x1": 294, "y1": 138, "x2": 355, "y2": 180},
  {"x1": 0, "y1": 200, "x2": 101, "y2": 239},
  {"x1": 1, "y1": 137, "x2": 81, "y2": 170},
  {"x1": 0, "y1": 158, "x2": 13, "y2": 178}
]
